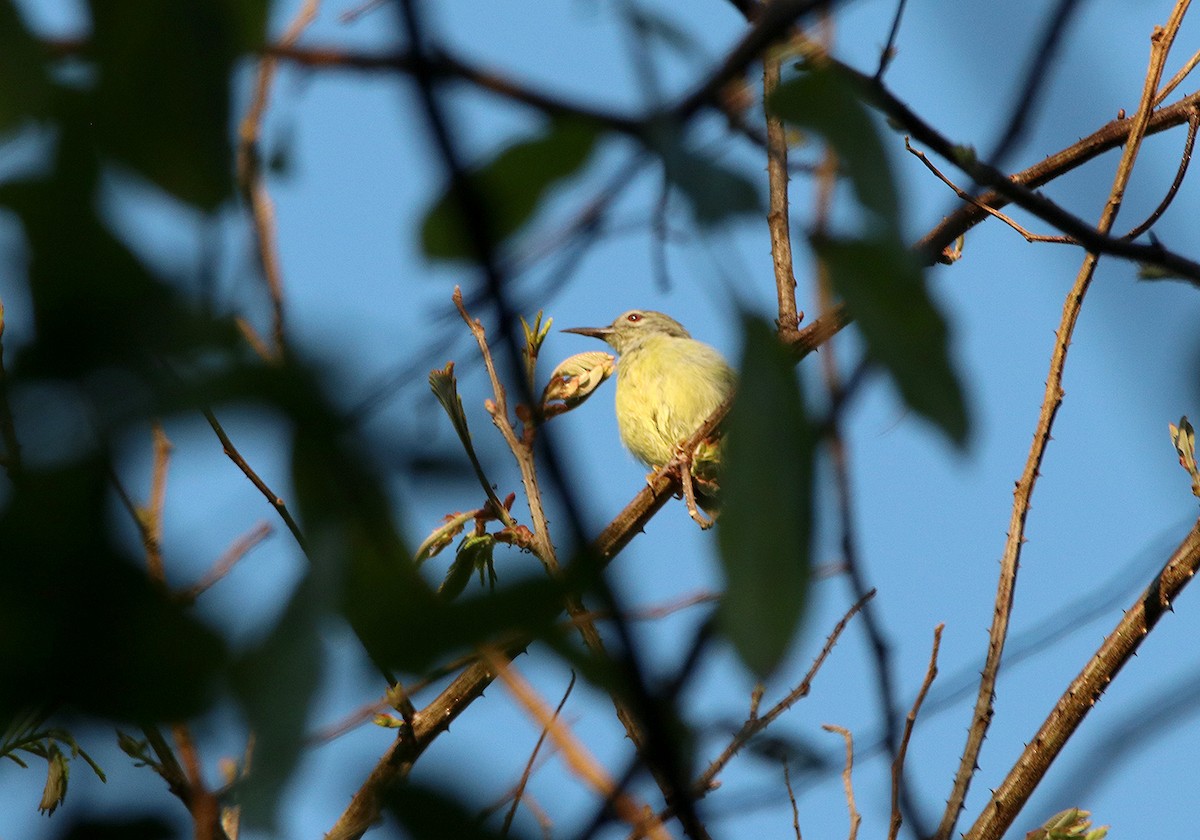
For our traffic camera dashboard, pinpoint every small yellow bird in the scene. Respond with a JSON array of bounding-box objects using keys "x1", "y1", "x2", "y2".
[{"x1": 563, "y1": 310, "x2": 736, "y2": 526}]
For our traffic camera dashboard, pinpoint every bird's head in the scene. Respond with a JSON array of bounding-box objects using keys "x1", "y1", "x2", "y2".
[{"x1": 562, "y1": 310, "x2": 690, "y2": 355}]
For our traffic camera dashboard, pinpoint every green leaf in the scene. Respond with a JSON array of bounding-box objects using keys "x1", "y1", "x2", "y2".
[
  {"x1": 654, "y1": 127, "x2": 762, "y2": 226},
  {"x1": 421, "y1": 117, "x2": 601, "y2": 260},
  {"x1": 0, "y1": 0, "x2": 52, "y2": 130},
  {"x1": 0, "y1": 459, "x2": 227, "y2": 723},
  {"x1": 87, "y1": 0, "x2": 269, "y2": 209},
  {"x1": 813, "y1": 234, "x2": 969, "y2": 445},
  {"x1": 232, "y1": 568, "x2": 326, "y2": 829},
  {"x1": 386, "y1": 783, "x2": 519, "y2": 840},
  {"x1": 768, "y1": 66, "x2": 899, "y2": 228},
  {"x1": 0, "y1": 98, "x2": 240, "y2": 379},
  {"x1": 439, "y1": 534, "x2": 498, "y2": 600},
  {"x1": 716, "y1": 315, "x2": 815, "y2": 678}
]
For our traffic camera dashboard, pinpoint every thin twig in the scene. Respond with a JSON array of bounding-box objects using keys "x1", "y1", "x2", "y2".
[
  {"x1": 237, "y1": 0, "x2": 321, "y2": 358},
  {"x1": 145, "y1": 422, "x2": 172, "y2": 583},
  {"x1": 502, "y1": 672, "x2": 576, "y2": 836},
  {"x1": 905, "y1": 138, "x2": 1073, "y2": 245},
  {"x1": 483, "y1": 651, "x2": 671, "y2": 840},
  {"x1": 693, "y1": 590, "x2": 873, "y2": 794},
  {"x1": 964, "y1": 520, "x2": 1200, "y2": 840},
  {"x1": 179, "y1": 522, "x2": 274, "y2": 603},
  {"x1": 1122, "y1": 107, "x2": 1198, "y2": 240},
  {"x1": 1154, "y1": 45, "x2": 1200, "y2": 105},
  {"x1": 783, "y1": 759, "x2": 803, "y2": 840},
  {"x1": 888, "y1": 624, "x2": 943, "y2": 840},
  {"x1": 141, "y1": 725, "x2": 228, "y2": 840},
  {"x1": 937, "y1": 8, "x2": 1189, "y2": 838},
  {"x1": 874, "y1": 0, "x2": 908, "y2": 80},
  {"x1": 173, "y1": 724, "x2": 220, "y2": 840},
  {"x1": 822, "y1": 725, "x2": 860, "y2": 840},
  {"x1": 201, "y1": 406, "x2": 307, "y2": 553},
  {"x1": 925, "y1": 89, "x2": 1200, "y2": 250}
]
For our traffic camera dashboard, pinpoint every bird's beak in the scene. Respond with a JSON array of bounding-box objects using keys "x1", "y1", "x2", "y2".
[{"x1": 561, "y1": 326, "x2": 613, "y2": 341}]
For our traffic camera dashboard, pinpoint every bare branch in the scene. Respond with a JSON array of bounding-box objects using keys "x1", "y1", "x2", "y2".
[
  {"x1": 905, "y1": 138, "x2": 1073, "y2": 246},
  {"x1": 201, "y1": 406, "x2": 307, "y2": 554},
  {"x1": 237, "y1": 0, "x2": 321, "y2": 358},
  {"x1": 823, "y1": 724, "x2": 860, "y2": 840},
  {"x1": 964, "y1": 520, "x2": 1200, "y2": 840},
  {"x1": 502, "y1": 673, "x2": 577, "y2": 836},
  {"x1": 764, "y1": 42, "x2": 801, "y2": 341},
  {"x1": 484, "y1": 651, "x2": 671, "y2": 840},
  {"x1": 938, "y1": 9, "x2": 1191, "y2": 837},
  {"x1": 784, "y1": 759, "x2": 803, "y2": 840},
  {"x1": 888, "y1": 624, "x2": 943, "y2": 840},
  {"x1": 694, "y1": 590, "x2": 873, "y2": 795},
  {"x1": 179, "y1": 522, "x2": 274, "y2": 604},
  {"x1": 1122, "y1": 107, "x2": 1199, "y2": 240}
]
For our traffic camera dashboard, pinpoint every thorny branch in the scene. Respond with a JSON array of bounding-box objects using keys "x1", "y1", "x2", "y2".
[
  {"x1": 236, "y1": 0, "x2": 322, "y2": 359},
  {"x1": 937, "y1": 8, "x2": 1191, "y2": 838},
  {"x1": 964, "y1": 520, "x2": 1200, "y2": 840}
]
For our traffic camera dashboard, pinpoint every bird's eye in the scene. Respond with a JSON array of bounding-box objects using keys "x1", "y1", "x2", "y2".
[{"x1": 626, "y1": 313, "x2": 641, "y2": 323}]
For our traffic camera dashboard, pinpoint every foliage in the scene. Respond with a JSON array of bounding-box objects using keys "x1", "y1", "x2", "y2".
[{"x1": 0, "y1": 0, "x2": 1198, "y2": 838}]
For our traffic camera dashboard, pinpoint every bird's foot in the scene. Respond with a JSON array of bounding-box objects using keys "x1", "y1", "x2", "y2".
[
  {"x1": 679, "y1": 463, "x2": 715, "y2": 529},
  {"x1": 654, "y1": 444, "x2": 716, "y2": 530}
]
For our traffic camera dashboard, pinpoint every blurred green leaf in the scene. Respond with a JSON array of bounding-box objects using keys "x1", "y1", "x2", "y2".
[
  {"x1": 421, "y1": 117, "x2": 601, "y2": 260},
  {"x1": 0, "y1": 0, "x2": 52, "y2": 130},
  {"x1": 654, "y1": 127, "x2": 762, "y2": 226},
  {"x1": 233, "y1": 568, "x2": 326, "y2": 829},
  {"x1": 768, "y1": 66, "x2": 899, "y2": 227},
  {"x1": 0, "y1": 459, "x2": 227, "y2": 722},
  {"x1": 716, "y1": 315, "x2": 814, "y2": 678},
  {"x1": 386, "y1": 783, "x2": 519, "y2": 840},
  {"x1": 813, "y1": 234, "x2": 969, "y2": 445},
  {"x1": 53, "y1": 816, "x2": 175, "y2": 840},
  {"x1": 0, "y1": 97, "x2": 240, "y2": 379},
  {"x1": 87, "y1": 0, "x2": 269, "y2": 209}
]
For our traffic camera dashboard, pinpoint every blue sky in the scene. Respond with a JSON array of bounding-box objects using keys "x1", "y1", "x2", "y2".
[{"x1": 5, "y1": 1, "x2": 1200, "y2": 838}]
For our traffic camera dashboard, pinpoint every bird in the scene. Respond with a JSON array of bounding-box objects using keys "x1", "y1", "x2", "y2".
[{"x1": 563, "y1": 310, "x2": 736, "y2": 527}]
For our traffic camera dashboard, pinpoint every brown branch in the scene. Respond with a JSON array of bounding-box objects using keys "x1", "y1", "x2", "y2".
[
  {"x1": 912, "y1": 88, "x2": 1200, "y2": 267},
  {"x1": 484, "y1": 650, "x2": 671, "y2": 840},
  {"x1": 179, "y1": 522, "x2": 274, "y2": 604},
  {"x1": 905, "y1": 138, "x2": 1073, "y2": 246},
  {"x1": 823, "y1": 724, "x2": 860, "y2": 840},
  {"x1": 888, "y1": 624, "x2": 943, "y2": 840},
  {"x1": 964, "y1": 519, "x2": 1200, "y2": 840},
  {"x1": 268, "y1": 43, "x2": 643, "y2": 135},
  {"x1": 693, "y1": 590, "x2": 873, "y2": 795},
  {"x1": 937, "y1": 10, "x2": 1189, "y2": 838},
  {"x1": 1122, "y1": 107, "x2": 1198, "y2": 240},
  {"x1": 784, "y1": 759, "x2": 803, "y2": 840},
  {"x1": 237, "y1": 0, "x2": 321, "y2": 359},
  {"x1": 201, "y1": 406, "x2": 307, "y2": 553},
  {"x1": 502, "y1": 672, "x2": 576, "y2": 836},
  {"x1": 1154, "y1": 45, "x2": 1200, "y2": 105},
  {"x1": 764, "y1": 42, "x2": 801, "y2": 341},
  {"x1": 145, "y1": 422, "x2": 172, "y2": 583}
]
